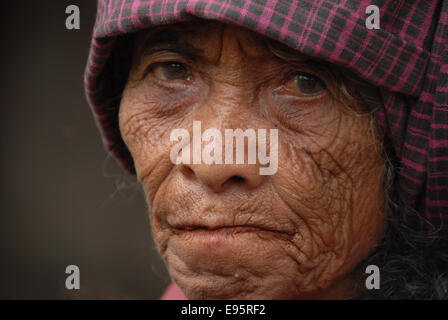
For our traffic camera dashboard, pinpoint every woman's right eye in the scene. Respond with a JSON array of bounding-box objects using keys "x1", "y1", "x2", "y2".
[{"x1": 146, "y1": 62, "x2": 191, "y2": 82}]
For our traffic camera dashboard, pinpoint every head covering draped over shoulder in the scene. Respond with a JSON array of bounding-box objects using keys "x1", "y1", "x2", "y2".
[{"x1": 85, "y1": 0, "x2": 448, "y2": 238}]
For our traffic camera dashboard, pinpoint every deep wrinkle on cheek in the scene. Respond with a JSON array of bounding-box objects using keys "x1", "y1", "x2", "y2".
[
  {"x1": 271, "y1": 105, "x2": 383, "y2": 240},
  {"x1": 119, "y1": 93, "x2": 185, "y2": 208}
]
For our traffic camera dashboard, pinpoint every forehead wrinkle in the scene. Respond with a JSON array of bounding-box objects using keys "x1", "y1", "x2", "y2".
[
  {"x1": 135, "y1": 21, "x2": 274, "y2": 68},
  {"x1": 136, "y1": 21, "x2": 228, "y2": 65},
  {"x1": 215, "y1": 24, "x2": 271, "y2": 67},
  {"x1": 181, "y1": 22, "x2": 224, "y2": 65},
  {"x1": 135, "y1": 27, "x2": 202, "y2": 64}
]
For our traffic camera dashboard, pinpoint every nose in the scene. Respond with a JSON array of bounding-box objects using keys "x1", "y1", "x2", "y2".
[{"x1": 180, "y1": 162, "x2": 267, "y2": 193}]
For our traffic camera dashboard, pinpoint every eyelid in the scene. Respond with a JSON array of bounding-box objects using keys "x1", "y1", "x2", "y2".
[
  {"x1": 145, "y1": 61, "x2": 189, "y2": 76},
  {"x1": 139, "y1": 51, "x2": 195, "y2": 81},
  {"x1": 276, "y1": 69, "x2": 328, "y2": 99},
  {"x1": 143, "y1": 62, "x2": 194, "y2": 88},
  {"x1": 140, "y1": 48, "x2": 198, "y2": 70},
  {"x1": 285, "y1": 69, "x2": 325, "y2": 84}
]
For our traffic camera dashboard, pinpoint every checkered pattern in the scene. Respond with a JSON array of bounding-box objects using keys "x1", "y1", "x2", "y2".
[{"x1": 85, "y1": 0, "x2": 448, "y2": 237}]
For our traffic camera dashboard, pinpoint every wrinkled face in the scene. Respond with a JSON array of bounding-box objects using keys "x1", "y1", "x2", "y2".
[{"x1": 119, "y1": 20, "x2": 386, "y2": 299}]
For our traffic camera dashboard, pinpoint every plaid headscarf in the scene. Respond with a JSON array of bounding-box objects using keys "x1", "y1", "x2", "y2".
[{"x1": 85, "y1": 0, "x2": 448, "y2": 237}]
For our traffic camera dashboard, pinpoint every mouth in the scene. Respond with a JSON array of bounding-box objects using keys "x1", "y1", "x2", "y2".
[
  {"x1": 172, "y1": 225, "x2": 296, "y2": 238},
  {"x1": 167, "y1": 224, "x2": 296, "y2": 254}
]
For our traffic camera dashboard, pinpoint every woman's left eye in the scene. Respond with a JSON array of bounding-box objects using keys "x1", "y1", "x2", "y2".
[
  {"x1": 287, "y1": 71, "x2": 326, "y2": 95},
  {"x1": 147, "y1": 61, "x2": 191, "y2": 81}
]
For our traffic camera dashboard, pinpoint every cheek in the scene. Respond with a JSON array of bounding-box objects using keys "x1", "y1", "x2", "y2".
[
  {"x1": 273, "y1": 111, "x2": 385, "y2": 285},
  {"x1": 118, "y1": 83, "x2": 186, "y2": 203},
  {"x1": 265, "y1": 86, "x2": 340, "y2": 137}
]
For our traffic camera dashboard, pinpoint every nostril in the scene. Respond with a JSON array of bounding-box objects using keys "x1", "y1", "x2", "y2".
[
  {"x1": 229, "y1": 175, "x2": 245, "y2": 183},
  {"x1": 222, "y1": 175, "x2": 245, "y2": 188}
]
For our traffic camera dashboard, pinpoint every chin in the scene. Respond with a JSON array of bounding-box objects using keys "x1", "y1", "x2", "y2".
[{"x1": 159, "y1": 232, "x2": 316, "y2": 299}]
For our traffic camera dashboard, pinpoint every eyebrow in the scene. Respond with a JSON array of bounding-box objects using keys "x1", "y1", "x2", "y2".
[
  {"x1": 136, "y1": 25, "x2": 314, "y2": 68},
  {"x1": 138, "y1": 29, "x2": 204, "y2": 63}
]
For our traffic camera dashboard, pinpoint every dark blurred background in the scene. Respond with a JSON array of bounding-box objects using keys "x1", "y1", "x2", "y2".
[{"x1": 0, "y1": 1, "x2": 170, "y2": 299}]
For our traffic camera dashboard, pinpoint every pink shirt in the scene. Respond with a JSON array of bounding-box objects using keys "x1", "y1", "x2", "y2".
[{"x1": 160, "y1": 282, "x2": 187, "y2": 300}]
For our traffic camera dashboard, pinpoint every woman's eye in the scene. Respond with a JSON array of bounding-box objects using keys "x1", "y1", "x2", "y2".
[
  {"x1": 147, "y1": 62, "x2": 191, "y2": 81},
  {"x1": 288, "y1": 71, "x2": 326, "y2": 95}
]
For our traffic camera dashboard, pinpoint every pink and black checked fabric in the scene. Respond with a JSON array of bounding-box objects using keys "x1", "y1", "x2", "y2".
[{"x1": 85, "y1": 0, "x2": 448, "y2": 237}]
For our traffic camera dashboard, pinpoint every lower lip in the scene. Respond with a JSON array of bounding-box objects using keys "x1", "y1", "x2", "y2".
[{"x1": 173, "y1": 226, "x2": 291, "y2": 243}]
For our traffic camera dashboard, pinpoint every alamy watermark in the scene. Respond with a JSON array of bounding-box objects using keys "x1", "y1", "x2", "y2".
[
  {"x1": 170, "y1": 121, "x2": 278, "y2": 175},
  {"x1": 365, "y1": 5, "x2": 380, "y2": 30},
  {"x1": 65, "y1": 265, "x2": 80, "y2": 290},
  {"x1": 65, "y1": 5, "x2": 80, "y2": 30},
  {"x1": 365, "y1": 264, "x2": 380, "y2": 289}
]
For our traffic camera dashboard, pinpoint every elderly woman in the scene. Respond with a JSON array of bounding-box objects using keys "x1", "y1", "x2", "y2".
[{"x1": 85, "y1": 0, "x2": 448, "y2": 299}]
